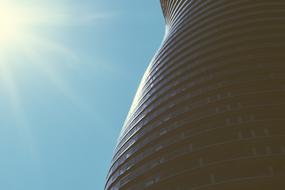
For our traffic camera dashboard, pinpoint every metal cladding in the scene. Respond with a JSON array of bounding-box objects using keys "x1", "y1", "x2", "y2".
[{"x1": 105, "y1": 0, "x2": 285, "y2": 189}]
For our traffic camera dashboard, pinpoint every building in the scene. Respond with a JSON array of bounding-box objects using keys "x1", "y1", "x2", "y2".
[{"x1": 105, "y1": 0, "x2": 285, "y2": 189}]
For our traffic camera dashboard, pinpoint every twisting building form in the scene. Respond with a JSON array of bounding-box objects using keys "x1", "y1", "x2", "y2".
[{"x1": 105, "y1": 0, "x2": 285, "y2": 189}]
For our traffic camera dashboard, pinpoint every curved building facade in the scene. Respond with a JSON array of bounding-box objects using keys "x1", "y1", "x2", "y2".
[{"x1": 105, "y1": 0, "x2": 285, "y2": 189}]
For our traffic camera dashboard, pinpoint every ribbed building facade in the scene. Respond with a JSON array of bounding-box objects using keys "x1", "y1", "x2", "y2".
[{"x1": 105, "y1": 0, "x2": 285, "y2": 189}]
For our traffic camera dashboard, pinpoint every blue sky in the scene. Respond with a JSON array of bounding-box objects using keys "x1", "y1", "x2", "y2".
[{"x1": 0, "y1": 0, "x2": 164, "y2": 189}]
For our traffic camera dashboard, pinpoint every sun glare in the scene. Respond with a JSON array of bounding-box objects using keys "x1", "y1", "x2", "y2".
[
  {"x1": 0, "y1": 0, "x2": 79, "y2": 113},
  {"x1": 0, "y1": 3, "x2": 31, "y2": 48},
  {"x1": 0, "y1": 7, "x2": 20, "y2": 44},
  {"x1": 0, "y1": 0, "x2": 108, "y2": 116}
]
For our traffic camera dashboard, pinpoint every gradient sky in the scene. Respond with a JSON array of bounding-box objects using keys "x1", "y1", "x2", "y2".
[{"x1": 0, "y1": 0, "x2": 164, "y2": 189}]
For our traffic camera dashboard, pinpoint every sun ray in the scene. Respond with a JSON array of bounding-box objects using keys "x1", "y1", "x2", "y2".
[
  {"x1": 0, "y1": 0, "x2": 108, "y2": 123},
  {"x1": 21, "y1": 44, "x2": 92, "y2": 112},
  {"x1": 0, "y1": 0, "x2": 74, "y2": 165},
  {"x1": 0, "y1": 52, "x2": 40, "y2": 162}
]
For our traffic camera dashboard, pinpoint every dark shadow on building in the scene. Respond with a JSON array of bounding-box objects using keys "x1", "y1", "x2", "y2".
[{"x1": 105, "y1": 0, "x2": 285, "y2": 189}]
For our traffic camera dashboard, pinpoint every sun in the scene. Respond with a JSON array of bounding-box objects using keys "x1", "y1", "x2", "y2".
[
  {"x1": 0, "y1": 2, "x2": 28, "y2": 47},
  {"x1": 0, "y1": 0, "x2": 79, "y2": 111},
  {"x1": 0, "y1": 8, "x2": 19, "y2": 42},
  {"x1": 0, "y1": 0, "x2": 108, "y2": 115}
]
